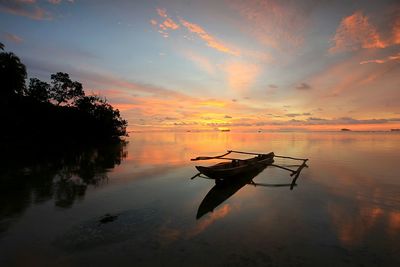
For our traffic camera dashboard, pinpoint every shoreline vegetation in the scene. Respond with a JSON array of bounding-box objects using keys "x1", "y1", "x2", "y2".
[{"x1": 0, "y1": 42, "x2": 127, "y2": 148}]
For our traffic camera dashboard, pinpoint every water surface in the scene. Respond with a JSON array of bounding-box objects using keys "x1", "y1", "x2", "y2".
[{"x1": 1, "y1": 132, "x2": 399, "y2": 266}]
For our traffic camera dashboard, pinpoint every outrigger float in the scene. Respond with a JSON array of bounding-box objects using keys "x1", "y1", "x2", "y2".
[{"x1": 191, "y1": 150, "x2": 308, "y2": 181}]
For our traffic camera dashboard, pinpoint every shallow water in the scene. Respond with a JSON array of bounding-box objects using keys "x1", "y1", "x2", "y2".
[{"x1": 1, "y1": 132, "x2": 399, "y2": 266}]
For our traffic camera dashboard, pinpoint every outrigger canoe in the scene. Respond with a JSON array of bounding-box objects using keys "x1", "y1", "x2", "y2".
[
  {"x1": 191, "y1": 150, "x2": 308, "y2": 181},
  {"x1": 192, "y1": 151, "x2": 274, "y2": 180}
]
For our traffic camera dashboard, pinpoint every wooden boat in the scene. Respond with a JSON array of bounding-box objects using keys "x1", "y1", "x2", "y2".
[
  {"x1": 191, "y1": 150, "x2": 308, "y2": 181},
  {"x1": 192, "y1": 151, "x2": 274, "y2": 180},
  {"x1": 192, "y1": 150, "x2": 309, "y2": 219}
]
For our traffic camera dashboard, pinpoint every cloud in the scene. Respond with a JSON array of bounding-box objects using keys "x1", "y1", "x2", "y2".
[
  {"x1": 304, "y1": 117, "x2": 400, "y2": 125},
  {"x1": 183, "y1": 51, "x2": 216, "y2": 74},
  {"x1": 4, "y1": 32, "x2": 23, "y2": 43},
  {"x1": 223, "y1": 61, "x2": 261, "y2": 93},
  {"x1": 180, "y1": 18, "x2": 239, "y2": 56},
  {"x1": 47, "y1": 0, "x2": 74, "y2": 4},
  {"x1": 285, "y1": 113, "x2": 301, "y2": 118},
  {"x1": 227, "y1": 0, "x2": 306, "y2": 50},
  {"x1": 224, "y1": 115, "x2": 232, "y2": 119},
  {"x1": 285, "y1": 112, "x2": 311, "y2": 118},
  {"x1": 330, "y1": 11, "x2": 392, "y2": 53},
  {"x1": 269, "y1": 84, "x2": 278, "y2": 89},
  {"x1": 360, "y1": 53, "x2": 400, "y2": 64},
  {"x1": 0, "y1": 0, "x2": 51, "y2": 20},
  {"x1": 201, "y1": 116, "x2": 400, "y2": 128},
  {"x1": 156, "y1": 8, "x2": 167, "y2": 18},
  {"x1": 153, "y1": 7, "x2": 179, "y2": 38},
  {"x1": 162, "y1": 18, "x2": 179, "y2": 30},
  {"x1": 394, "y1": 16, "x2": 400, "y2": 44},
  {"x1": 295, "y1": 82, "x2": 311, "y2": 90},
  {"x1": 150, "y1": 19, "x2": 157, "y2": 26}
]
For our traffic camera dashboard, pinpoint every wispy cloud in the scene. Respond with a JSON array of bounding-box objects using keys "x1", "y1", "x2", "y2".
[
  {"x1": 183, "y1": 51, "x2": 216, "y2": 75},
  {"x1": 360, "y1": 53, "x2": 400, "y2": 64},
  {"x1": 223, "y1": 61, "x2": 261, "y2": 93},
  {"x1": 153, "y1": 8, "x2": 180, "y2": 38},
  {"x1": 48, "y1": 0, "x2": 61, "y2": 4},
  {"x1": 227, "y1": 0, "x2": 306, "y2": 51},
  {"x1": 180, "y1": 18, "x2": 239, "y2": 56},
  {"x1": 329, "y1": 11, "x2": 399, "y2": 53},
  {"x1": 3, "y1": 32, "x2": 23, "y2": 43},
  {"x1": 394, "y1": 16, "x2": 400, "y2": 44},
  {"x1": 162, "y1": 18, "x2": 179, "y2": 30},
  {"x1": 295, "y1": 82, "x2": 311, "y2": 90},
  {"x1": 0, "y1": 0, "x2": 51, "y2": 20},
  {"x1": 156, "y1": 8, "x2": 167, "y2": 18}
]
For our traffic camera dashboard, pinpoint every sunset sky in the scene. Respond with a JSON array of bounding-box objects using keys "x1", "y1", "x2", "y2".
[{"x1": 1, "y1": 0, "x2": 400, "y2": 131}]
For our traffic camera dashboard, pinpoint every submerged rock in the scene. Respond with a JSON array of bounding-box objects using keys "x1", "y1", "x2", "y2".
[{"x1": 54, "y1": 207, "x2": 160, "y2": 251}]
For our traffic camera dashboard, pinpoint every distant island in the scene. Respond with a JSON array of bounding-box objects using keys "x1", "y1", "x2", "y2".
[
  {"x1": 0, "y1": 43, "x2": 127, "y2": 146},
  {"x1": 391, "y1": 129, "x2": 400, "y2": 132},
  {"x1": 341, "y1": 128, "x2": 352, "y2": 131}
]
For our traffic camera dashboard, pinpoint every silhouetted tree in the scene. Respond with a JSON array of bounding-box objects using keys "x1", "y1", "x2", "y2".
[
  {"x1": 50, "y1": 72, "x2": 84, "y2": 106},
  {"x1": 0, "y1": 45, "x2": 27, "y2": 97},
  {"x1": 76, "y1": 95, "x2": 128, "y2": 138},
  {"x1": 0, "y1": 45, "x2": 128, "y2": 143},
  {"x1": 26, "y1": 78, "x2": 51, "y2": 102}
]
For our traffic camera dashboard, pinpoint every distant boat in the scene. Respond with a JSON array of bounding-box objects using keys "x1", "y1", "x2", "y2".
[
  {"x1": 220, "y1": 129, "x2": 230, "y2": 132},
  {"x1": 341, "y1": 128, "x2": 351, "y2": 131}
]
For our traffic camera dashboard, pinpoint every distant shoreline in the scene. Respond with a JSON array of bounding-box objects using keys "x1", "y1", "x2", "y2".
[{"x1": 127, "y1": 130, "x2": 400, "y2": 134}]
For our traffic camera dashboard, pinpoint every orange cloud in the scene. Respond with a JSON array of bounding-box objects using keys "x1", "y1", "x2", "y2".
[
  {"x1": 180, "y1": 18, "x2": 239, "y2": 56},
  {"x1": 0, "y1": 2, "x2": 51, "y2": 20},
  {"x1": 360, "y1": 53, "x2": 400, "y2": 64},
  {"x1": 153, "y1": 8, "x2": 179, "y2": 38},
  {"x1": 227, "y1": 0, "x2": 305, "y2": 50},
  {"x1": 394, "y1": 17, "x2": 400, "y2": 44},
  {"x1": 163, "y1": 18, "x2": 179, "y2": 30},
  {"x1": 156, "y1": 8, "x2": 167, "y2": 18},
  {"x1": 330, "y1": 11, "x2": 387, "y2": 53},
  {"x1": 183, "y1": 51, "x2": 216, "y2": 74},
  {"x1": 223, "y1": 61, "x2": 261, "y2": 93}
]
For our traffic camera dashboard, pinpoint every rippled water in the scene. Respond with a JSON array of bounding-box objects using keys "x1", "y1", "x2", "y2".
[{"x1": 1, "y1": 132, "x2": 399, "y2": 266}]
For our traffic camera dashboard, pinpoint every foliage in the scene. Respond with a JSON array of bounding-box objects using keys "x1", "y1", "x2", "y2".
[
  {"x1": 26, "y1": 78, "x2": 51, "y2": 102},
  {"x1": 0, "y1": 44, "x2": 128, "y2": 143},
  {"x1": 76, "y1": 95, "x2": 128, "y2": 138},
  {"x1": 50, "y1": 72, "x2": 85, "y2": 106},
  {"x1": 0, "y1": 50, "x2": 27, "y2": 97}
]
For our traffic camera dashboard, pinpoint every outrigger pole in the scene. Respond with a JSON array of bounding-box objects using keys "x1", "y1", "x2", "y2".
[
  {"x1": 228, "y1": 150, "x2": 308, "y2": 161},
  {"x1": 191, "y1": 151, "x2": 232, "y2": 161},
  {"x1": 192, "y1": 150, "x2": 309, "y2": 162}
]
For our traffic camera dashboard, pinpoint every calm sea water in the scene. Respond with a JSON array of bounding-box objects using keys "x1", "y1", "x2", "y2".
[{"x1": 1, "y1": 132, "x2": 399, "y2": 266}]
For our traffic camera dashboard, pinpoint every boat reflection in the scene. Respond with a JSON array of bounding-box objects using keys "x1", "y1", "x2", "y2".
[{"x1": 196, "y1": 162, "x2": 307, "y2": 219}]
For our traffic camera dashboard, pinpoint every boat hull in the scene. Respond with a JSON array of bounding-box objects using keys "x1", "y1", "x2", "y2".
[{"x1": 196, "y1": 154, "x2": 274, "y2": 180}]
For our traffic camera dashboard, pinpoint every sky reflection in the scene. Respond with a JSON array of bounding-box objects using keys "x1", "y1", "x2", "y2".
[{"x1": 0, "y1": 132, "x2": 399, "y2": 266}]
